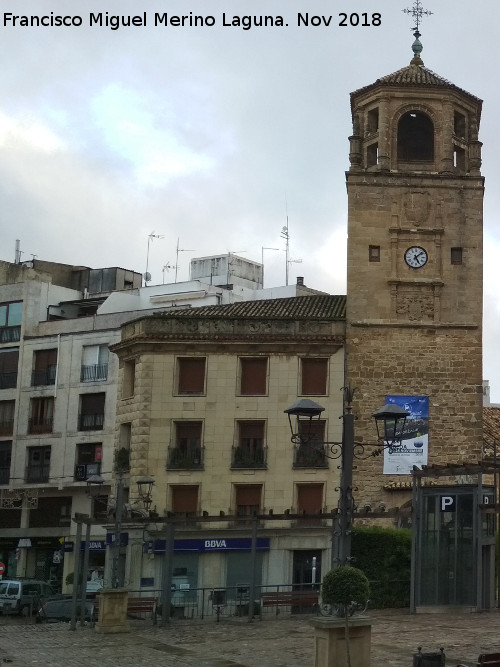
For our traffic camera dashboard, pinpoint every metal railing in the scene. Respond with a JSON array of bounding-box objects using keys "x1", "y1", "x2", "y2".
[
  {"x1": 0, "y1": 372, "x2": 17, "y2": 389},
  {"x1": 0, "y1": 326, "x2": 21, "y2": 343},
  {"x1": 28, "y1": 418, "x2": 53, "y2": 434},
  {"x1": 78, "y1": 413, "x2": 104, "y2": 431},
  {"x1": 80, "y1": 364, "x2": 108, "y2": 382},
  {"x1": 167, "y1": 446, "x2": 203, "y2": 470},
  {"x1": 231, "y1": 446, "x2": 267, "y2": 469},
  {"x1": 31, "y1": 368, "x2": 56, "y2": 387},
  {"x1": 25, "y1": 464, "x2": 50, "y2": 483},
  {"x1": 293, "y1": 444, "x2": 328, "y2": 468},
  {"x1": 0, "y1": 420, "x2": 13, "y2": 436}
]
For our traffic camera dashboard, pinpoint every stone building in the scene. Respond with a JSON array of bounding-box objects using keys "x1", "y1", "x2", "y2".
[
  {"x1": 345, "y1": 35, "x2": 484, "y2": 509},
  {"x1": 110, "y1": 295, "x2": 345, "y2": 594}
]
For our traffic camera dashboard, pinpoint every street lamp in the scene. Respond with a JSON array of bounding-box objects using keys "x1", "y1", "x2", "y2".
[
  {"x1": 284, "y1": 387, "x2": 409, "y2": 567},
  {"x1": 136, "y1": 475, "x2": 155, "y2": 512}
]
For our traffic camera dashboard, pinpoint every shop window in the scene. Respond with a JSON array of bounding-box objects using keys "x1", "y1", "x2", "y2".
[
  {"x1": 26, "y1": 445, "x2": 51, "y2": 483},
  {"x1": 226, "y1": 552, "x2": 263, "y2": 593},
  {"x1": 0, "y1": 349, "x2": 19, "y2": 389},
  {"x1": 81, "y1": 345, "x2": 109, "y2": 382},
  {"x1": 369, "y1": 245, "x2": 380, "y2": 262},
  {"x1": 301, "y1": 358, "x2": 328, "y2": 395},
  {"x1": 397, "y1": 112, "x2": 434, "y2": 162},
  {"x1": 171, "y1": 485, "x2": 199, "y2": 517},
  {"x1": 0, "y1": 400, "x2": 14, "y2": 436},
  {"x1": 296, "y1": 484, "x2": 324, "y2": 524},
  {"x1": 122, "y1": 359, "x2": 135, "y2": 398},
  {"x1": 168, "y1": 422, "x2": 203, "y2": 469},
  {"x1": 451, "y1": 247, "x2": 463, "y2": 265},
  {"x1": 235, "y1": 484, "x2": 262, "y2": 517},
  {"x1": 32, "y1": 349, "x2": 57, "y2": 387},
  {"x1": 233, "y1": 421, "x2": 265, "y2": 468},
  {"x1": 0, "y1": 301, "x2": 22, "y2": 343},
  {"x1": 177, "y1": 357, "x2": 206, "y2": 394},
  {"x1": 78, "y1": 393, "x2": 105, "y2": 431},
  {"x1": 239, "y1": 357, "x2": 268, "y2": 395},
  {"x1": 0, "y1": 441, "x2": 12, "y2": 484},
  {"x1": 28, "y1": 397, "x2": 54, "y2": 434}
]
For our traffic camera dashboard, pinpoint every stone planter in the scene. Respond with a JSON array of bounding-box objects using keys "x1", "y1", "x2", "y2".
[
  {"x1": 310, "y1": 616, "x2": 373, "y2": 667},
  {"x1": 95, "y1": 589, "x2": 130, "y2": 634}
]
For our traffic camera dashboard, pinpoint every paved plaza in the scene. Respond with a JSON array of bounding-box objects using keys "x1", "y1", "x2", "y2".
[{"x1": 1, "y1": 608, "x2": 500, "y2": 666}]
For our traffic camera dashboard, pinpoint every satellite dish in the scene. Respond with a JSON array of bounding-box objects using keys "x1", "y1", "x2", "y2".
[{"x1": 144, "y1": 272, "x2": 151, "y2": 283}]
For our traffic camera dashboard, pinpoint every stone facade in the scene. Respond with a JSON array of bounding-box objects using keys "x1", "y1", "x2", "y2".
[{"x1": 345, "y1": 55, "x2": 484, "y2": 509}]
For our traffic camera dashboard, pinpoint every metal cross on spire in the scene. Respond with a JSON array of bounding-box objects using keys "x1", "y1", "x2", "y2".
[{"x1": 403, "y1": 0, "x2": 433, "y2": 36}]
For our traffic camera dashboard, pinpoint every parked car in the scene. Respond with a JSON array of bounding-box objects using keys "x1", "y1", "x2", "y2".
[
  {"x1": 36, "y1": 598, "x2": 95, "y2": 623},
  {"x1": 0, "y1": 579, "x2": 56, "y2": 616}
]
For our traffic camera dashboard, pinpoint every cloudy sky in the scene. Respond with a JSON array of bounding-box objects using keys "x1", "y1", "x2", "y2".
[{"x1": 1, "y1": 0, "x2": 499, "y2": 399}]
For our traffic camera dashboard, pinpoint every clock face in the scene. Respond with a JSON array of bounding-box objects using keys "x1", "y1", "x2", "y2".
[{"x1": 404, "y1": 246, "x2": 428, "y2": 269}]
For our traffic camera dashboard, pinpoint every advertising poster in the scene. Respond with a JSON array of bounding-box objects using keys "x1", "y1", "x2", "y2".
[{"x1": 383, "y1": 395, "x2": 429, "y2": 475}]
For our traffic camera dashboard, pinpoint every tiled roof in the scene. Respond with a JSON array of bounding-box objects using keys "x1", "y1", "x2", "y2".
[
  {"x1": 153, "y1": 294, "x2": 346, "y2": 321},
  {"x1": 484, "y1": 407, "x2": 500, "y2": 449},
  {"x1": 352, "y1": 62, "x2": 482, "y2": 108}
]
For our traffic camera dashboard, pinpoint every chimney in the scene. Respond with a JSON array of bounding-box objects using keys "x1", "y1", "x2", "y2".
[
  {"x1": 296, "y1": 276, "x2": 304, "y2": 286},
  {"x1": 14, "y1": 239, "x2": 21, "y2": 264}
]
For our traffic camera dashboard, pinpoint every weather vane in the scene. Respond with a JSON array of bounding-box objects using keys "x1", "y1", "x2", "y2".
[{"x1": 403, "y1": 0, "x2": 433, "y2": 37}]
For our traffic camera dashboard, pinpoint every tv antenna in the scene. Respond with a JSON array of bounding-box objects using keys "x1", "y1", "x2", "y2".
[
  {"x1": 175, "y1": 238, "x2": 194, "y2": 283},
  {"x1": 162, "y1": 263, "x2": 176, "y2": 284},
  {"x1": 145, "y1": 231, "x2": 164, "y2": 285}
]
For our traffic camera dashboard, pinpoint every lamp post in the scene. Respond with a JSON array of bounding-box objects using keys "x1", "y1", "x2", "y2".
[{"x1": 285, "y1": 387, "x2": 409, "y2": 567}]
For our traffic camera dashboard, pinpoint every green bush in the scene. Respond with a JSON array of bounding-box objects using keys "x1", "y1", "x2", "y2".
[
  {"x1": 351, "y1": 525, "x2": 411, "y2": 608},
  {"x1": 322, "y1": 566, "x2": 370, "y2": 617}
]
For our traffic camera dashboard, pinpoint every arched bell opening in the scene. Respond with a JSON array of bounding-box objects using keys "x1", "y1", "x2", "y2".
[{"x1": 397, "y1": 111, "x2": 434, "y2": 169}]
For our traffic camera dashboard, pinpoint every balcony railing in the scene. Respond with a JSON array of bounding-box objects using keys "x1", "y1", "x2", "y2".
[
  {"x1": 293, "y1": 445, "x2": 328, "y2": 468},
  {"x1": 31, "y1": 367, "x2": 56, "y2": 387},
  {"x1": 78, "y1": 413, "x2": 104, "y2": 431},
  {"x1": 167, "y1": 446, "x2": 203, "y2": 470},
  {"x1": 0, "y1": 372, "x2": 17, "y2": 390},
  {"x1": 0, "y1": 466, "x2": 10, "y2": 485},
  {"x1": 80, "y1": 364, "x2": 108, "y2": 382},
  {"x1": 28, "y1": 417, "x2": 53, "y2": 434},
  {"x1": 231, "y1": 445, "x2": 267, "y2": 469},
  {"x1": 25, "y1": 464, "x2": 50, "y2": 483},
  {"x1": 0, "y1": 420, "x2": 14, "y2": 436},
  {"x1": 0, "y1": 326, "x2": 21, "y2": 343}
]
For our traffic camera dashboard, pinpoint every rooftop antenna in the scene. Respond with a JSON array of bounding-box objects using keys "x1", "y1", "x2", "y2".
[
  {"x1": 145, "y1": 231, "x2": 164, "y2": 286},
  {"x1": 175, "y1": 238, "x2": 194, "y2": 283},
  {"x1": 280, "y1": 196, "x2": 292, "y2": 285},
  {"x1": 162, "y1": 262, "x2": 176, "y2": 284},
  {"x1": 261, "y1": 247, "x2": 280, "y2": 289}
]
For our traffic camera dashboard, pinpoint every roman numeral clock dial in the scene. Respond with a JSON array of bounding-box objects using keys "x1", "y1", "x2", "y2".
[{"x1": 404, "y1": 246, "x2": 428, "y2": 269}]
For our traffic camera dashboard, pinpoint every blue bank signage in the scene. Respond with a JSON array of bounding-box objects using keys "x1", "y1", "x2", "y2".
[{"x1": 146, "y1": 537, "x2": 270, "y2": 554}]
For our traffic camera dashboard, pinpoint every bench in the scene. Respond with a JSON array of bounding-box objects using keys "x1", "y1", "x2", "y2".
[
  {"x1": 457, "y1": 653, "x2": 500, "y2": 667},
  {"x1": 260, "y1": 590, "x2": 319, "y2": 615},
  {"x1": 94, "y1": 595, "x2": 158, "y2": 624}
]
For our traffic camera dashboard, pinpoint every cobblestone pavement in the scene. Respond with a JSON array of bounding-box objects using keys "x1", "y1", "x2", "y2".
[{"x1": 1, "y1": 609, "x2": 500, "y2": 666}]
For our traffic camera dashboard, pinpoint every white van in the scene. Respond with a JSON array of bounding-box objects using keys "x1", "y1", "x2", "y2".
[{"x1": 0, "y1": 579, "x2": 56, "y2": 615}]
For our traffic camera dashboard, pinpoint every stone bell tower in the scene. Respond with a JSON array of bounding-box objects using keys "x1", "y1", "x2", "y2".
[{"x1": 345, "y1": 26, "x2": 484, "y2": 506}]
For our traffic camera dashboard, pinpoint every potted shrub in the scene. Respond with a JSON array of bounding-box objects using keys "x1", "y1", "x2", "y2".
[{"x1": 321, "y1": 566, "x2": 370, "y2": 667}]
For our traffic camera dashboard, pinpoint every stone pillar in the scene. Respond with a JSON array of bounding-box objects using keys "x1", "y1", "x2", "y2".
[
  {"x1": 310, "y1": 616, "x2": 373, "y2": 667},
  {"x1": 95, "y1": 589, "x2": 130, "y2": 634}
]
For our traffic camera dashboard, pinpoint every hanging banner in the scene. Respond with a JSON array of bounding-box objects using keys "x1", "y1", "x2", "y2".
[{"x1": 383, "y1": 395, "x2": 429, "y2": 475}]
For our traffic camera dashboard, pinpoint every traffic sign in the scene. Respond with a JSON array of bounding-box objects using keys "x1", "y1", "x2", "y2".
[{"x1": 0, "y1": 562, "x2": 5, "y2": 575}]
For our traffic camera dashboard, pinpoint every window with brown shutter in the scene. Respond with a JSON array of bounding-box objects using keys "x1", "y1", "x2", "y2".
[
  {"x1": 178, "y1": 357, "x2": 206, "y2": 394},
  {"x1": 29, "y1": 397, "x2": 54, "y2": 434},
  {"x1": 235, "y1": 484, "x2": 262, "y2": 517},
  {"x1": 0, "y1": 400, "x2": 14, "y2": 436},
  {"x1": 301, "y1": 358, "x2": 328, "y2": 395},
  {"x1": 240, "y1": 357, "x2": 268, "y2": 395},
  {"x1": 0, "y1": 349, "x2": 19, "y2": 389},
  {"x1": 296, "y1": 484, "x2": 323, "y2": 524},
  {"x1": 171, "y1": 485, "x2": 199, "y2": 515},
  {"x1": 32, "y1": 349, "x2": 57, "y2": 386}
]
